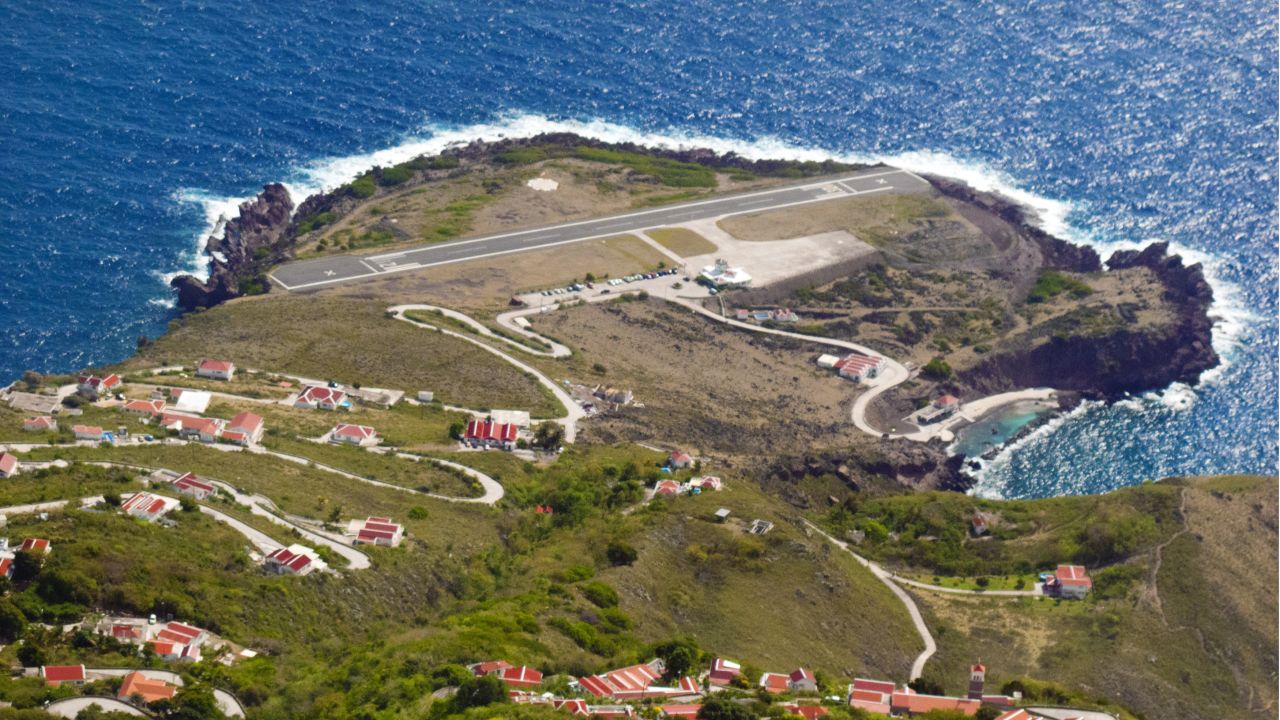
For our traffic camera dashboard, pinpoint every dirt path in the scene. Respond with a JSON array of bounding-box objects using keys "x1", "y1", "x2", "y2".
[{"x1": 1144, "y1": 486, "x2": 1189, "y2": 620}]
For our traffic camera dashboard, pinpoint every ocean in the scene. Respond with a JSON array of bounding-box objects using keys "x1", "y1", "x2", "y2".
[{"x1": 1, "y1": 0, "x2": 1275, "y2": 498}]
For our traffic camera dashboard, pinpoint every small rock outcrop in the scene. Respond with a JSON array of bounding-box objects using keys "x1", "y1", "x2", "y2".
[{"x1": 170, "y1": 183, "x2": 294, "y2": 310}]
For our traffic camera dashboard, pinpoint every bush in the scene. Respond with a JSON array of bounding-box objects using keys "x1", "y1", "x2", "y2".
[
  {"x1": 1027, "y1": 270, "x2": 1093, "y2": 303},
  {"x1": 348, "y1": 174, "x2": 377, "y2": 199},
  {"x1": 454, "y1": 674, "x2": 509, "y2": 709},
  {"x1": 922, "y1": 357, "x2": 953, "y2": 380},
  {"x1": 377, "y1": 165, "x2": 414, "y2": 186},
  {"x1": 606, "y1": 541, "x2": 638, "y2": 566},
  {"x1": 580, "y1": 581, "x2": 619, "y2": 608}
]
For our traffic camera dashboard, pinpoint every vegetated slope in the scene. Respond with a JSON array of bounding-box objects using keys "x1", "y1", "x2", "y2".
[
  {"x1": 593, "y1": 482, "x2": 921, "y2": 678},
  {"x1": 902, "y1": 475, "x2": 1276, "y2": 720},
  {"x1": 527, "y1": 298, "x2": 869, "y2": 458},
  {"x1": 125, "y1": 295, "x2": 561, "y2": 416}
]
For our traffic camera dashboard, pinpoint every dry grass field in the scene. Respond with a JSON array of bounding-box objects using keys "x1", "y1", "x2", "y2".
[
  {"x1": 645, "y1": 227, "x2": 719, "y2": 257},
  {"x1": 121, "y1": 295, "x2": 562, "y2": 416}
]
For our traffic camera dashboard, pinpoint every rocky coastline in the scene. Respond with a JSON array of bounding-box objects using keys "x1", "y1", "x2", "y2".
[{"x1": 166, "y1": 136, "x2": 1221, "y2": 498}]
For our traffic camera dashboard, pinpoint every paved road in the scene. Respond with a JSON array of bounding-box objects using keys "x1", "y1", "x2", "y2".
[
  {"x1": 270, "y1": 168, "x2": 932, "y2": 291},
  {"x1": 803, "y1": 521, "x2": 937, "y2": 681}
]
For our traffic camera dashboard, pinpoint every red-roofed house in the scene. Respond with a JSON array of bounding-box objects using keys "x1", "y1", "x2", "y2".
[
  {"x1": 499, "y1": 665, "x2": 543, "y2": 689},
  {"x1": 157, "y1": 621, "x2": 205, "y2": 645},
  {"x1": 224, "y1": 411, "x2": 265, "y2": 445},
  {"x1": 118, "y1": 671, "x2": 177, "y2": 703},
  {"x1": 552, "y1": 698, "x2": 590, "y2": 716},
  {"x1": 0, "y1": 558, "x2": 13, "y2": 580},
  {"x1": 469, "y1": 660, "x2": 513, "y2": 677},
  {"x1": 23, "y1": 416, "x2": 56, "y2": 433},
  {"x1": 659, "y1": 705, "x2": 701, "y2": 719},
  {"x1": 295, "y1": 385, "x2": 348, "y2": 411},
  {"x1": 165, "y1": 414, "x2": 225, "y2": 443},
  {"x1": 575, "y1": 660, "x2": 695, "y2": 701},
  {"x1": 40, "y1": 665, "x2": 86, "y2": 686},
  {"x1": 847, "y1": 679, "x2": 894, "y2": 716},
  {"x1": 354, "y1": 517, "x2": 404, "y2": 547},
  {"x1": 655, "y1": 479, "x2": 681, "y2": 497},
  {"x1": 172, "y1": 472, "x2": 215, "y2": 500},
  {"x1": 0, "y1": 452, "x2": 18, "y2": 479},
  {"x1": 708, "y1": 657, "x2": 741, "y2": 686},
  {"x1": 759, "y1": 672, "x2": 790, "y2": 694},
  {"x1": 111, "y1": 624, "x2": 143, "y2": 642},
  {"x1": 148, "y1": 640, "x2": 202, "y2": 663},
  {"x1": 121, "y1": 492, "x2": 180, "y2": 522},
  {"x1": 890, "y1": 690, "x2": 980, "y2": 717},
  {"x1": 463, "y1": 419, "x2": 518, "y2": 450},
  {"x1": 788, "y1": 668, "x2": 818, "y2": 693},
  {"x1": 265, "y1": 544, "x2": 326, "y2": 576},
  {"x1": 835, "y1": 354, "x2": 885, "y2": 382},
  {"x1": 780, "y1": 705, "x2": 829, "y2": 720},
  {"x1": 122, "y1": 399, "x2": 165, "y2": 417},
  {"x1": 73, "y1": 425, "x2": 108, "y2": 442},
  {"x1": 1049, "y1": 564, "x2": 1093, "y2": 599},
  {"x1": 196, "y1": 359, "x2": 236, "y2": 381},
  {"x1": 331, "y1": 423, "x2": 379, "y2": 447},
  {"x1": 667, "y1": 451, "x2": 693, "y2": 469},
  {"x1": 20, "y1": 538, "x2": 50, "y2": 554},
  {"x1": 77, "y1": 374, "x2": 121, "y2": 399}
]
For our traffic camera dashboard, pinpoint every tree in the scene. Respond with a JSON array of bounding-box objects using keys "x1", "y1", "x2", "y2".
[
  {"x1": 606, "y1": 541, "x2": 638, "y2": 566},
  {"x1": 454, "y1": 674, "x2": 508, "y2": 710},
  {"x1": 156, "y1": 685, "x2": 223, "y2": 720},
  {"x1": 922, "y1": 357, "x2": 953, "y2": 380},
  {"x1": 653, "y1": 637, "x2": 700, "y2": 679},
  {"x1": 0, "y1": 599, "x2": 26, "y2": 642},
  {"x1": 11, "y1": 550, "x2": 42, "y2": 583},
  {"x1": 908, "y1": 677, "x2": 945, "y2": 695},
  {"x1": 533, "y1": 422, "x2": 565, "y2": 451},
  {"x1": 697, "y1": 696, "x2": 753, "y2": 720},
  {"x1": 16, "y1": 642, "x2": 45, "y2": 668},
  {"x1": 178, "y1": 496, "x2": 198, "y2": 513},
  {"x1": 448, "y1": 421, "x2": 466, "y2": 441}
]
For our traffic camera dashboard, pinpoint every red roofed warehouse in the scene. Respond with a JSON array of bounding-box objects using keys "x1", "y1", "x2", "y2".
[
  {"x1": 890, "y1": 690, "x2": 980, "y2": 717},
  {"x1": 20, "y1": 538, "x2": 51, "y2": 554},
  {"x1": 73, "y1": 425, "x2": 108, "y2": 442},
  {"x1": 121, "y1": 492, "x2": 180, "y2": 522},
  {"x1": 835, "y1": 354, "x2": 885, "y2": 382},
  {"x1": 463, "y1": 418, "x2": 518, "y2": 450},
  {"x1": 331, "y1": 423, "x2": 379, "y2": 447},
  {"x1": 265, "y1": 544, "x2": 327, "y2": 576},
  {"x1": 195, "y1": 359, "x2": 236, "y2": 381},
  {"x1": 847, "y1": 678, "x2": 895, "y2": 715}
]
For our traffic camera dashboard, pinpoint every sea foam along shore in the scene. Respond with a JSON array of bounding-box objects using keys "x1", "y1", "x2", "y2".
[{"x1": 168, "y1": 111, "x2": 1250, "y2": 366}]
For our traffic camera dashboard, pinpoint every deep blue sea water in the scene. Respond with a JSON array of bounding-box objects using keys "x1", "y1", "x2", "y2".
[{"x1": 1, "y1": 1, "x2": 1275, "y2": 498}]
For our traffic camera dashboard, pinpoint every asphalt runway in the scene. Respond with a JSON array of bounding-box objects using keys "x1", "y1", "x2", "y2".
[{"x1": 268, "y1": 167, "x2": 932, "y2": 291}]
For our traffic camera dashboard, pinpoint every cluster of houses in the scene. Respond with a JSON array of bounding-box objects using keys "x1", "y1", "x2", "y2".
[
  {"x1": 0, "y1": 537, "x2": 52, "y2": 579},
  {"x1": 655, "y1": 475, "x2": 723, "y2": 498},
  {"x1": 817, "y1": 353, "x2": 886, "y2": 383},
  {"x1": 460, "y1": 657, "x2": 1071, "y2": 720},
  {"x1": 101, "y1": 618, "x2": 212, "y2": 663},
  {"x1": 733, "y1": 307, "x2": 798, "y2": 323},
  {"x1": 76, "y1": 373, "x2": 123, "y2": 400}
]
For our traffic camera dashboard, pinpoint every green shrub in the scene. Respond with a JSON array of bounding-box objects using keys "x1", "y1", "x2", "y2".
[
  {"x1": 580, "y1": 581, "x2": 619, "y2": 608},
  {"x1": 606, "y1": 541, "x2": 638, "y2": 566},
  {"x1": 1027, "y1": 270, "x2": 1093, "y2": 303},
  {"x1": 377, "y1": 165, "x2": 414, "y2": 186},
  {"x1": 922, "y1": 357, "x2": 953, "y2": 380},
  {"x1": 348, "y1": 174, "x2": 377, "y2": 199}
]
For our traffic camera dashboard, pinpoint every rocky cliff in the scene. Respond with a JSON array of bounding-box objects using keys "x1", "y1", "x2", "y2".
[
  {"x1": 959, "y1": 242, "x2": 1218, "y2": 399},
  {"x1": 169, "y1": 183, "x2": 294, "y2": 310}
]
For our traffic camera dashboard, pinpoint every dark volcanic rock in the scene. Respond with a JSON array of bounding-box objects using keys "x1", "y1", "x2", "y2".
[
  {"x1": 958, "y1": 241, "x2": 1218, "y2": 400},
  {"x1": 925, "y1": 174, "x2": 1103, "y2": 273},
  {"x1": 170, "y1": 183, "x2": 294, "y2": 310}
]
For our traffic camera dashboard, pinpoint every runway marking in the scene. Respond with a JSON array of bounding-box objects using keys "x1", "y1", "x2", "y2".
[{"x1": 270, "y1": 168, "x2": 922, "y2": 291}]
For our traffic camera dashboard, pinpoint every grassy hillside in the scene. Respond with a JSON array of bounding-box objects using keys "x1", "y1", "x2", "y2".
[
  {"x1": 885, "y1": 476, "x2": 1275, "y2": 720},
  {"x1": 121, "y1": 295, "x2": 562, "y2": 416}
]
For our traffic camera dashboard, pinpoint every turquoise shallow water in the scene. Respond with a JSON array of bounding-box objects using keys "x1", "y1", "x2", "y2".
[{"x1": 950, "y1": 401, "x2": 1059, "y2": 461}]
